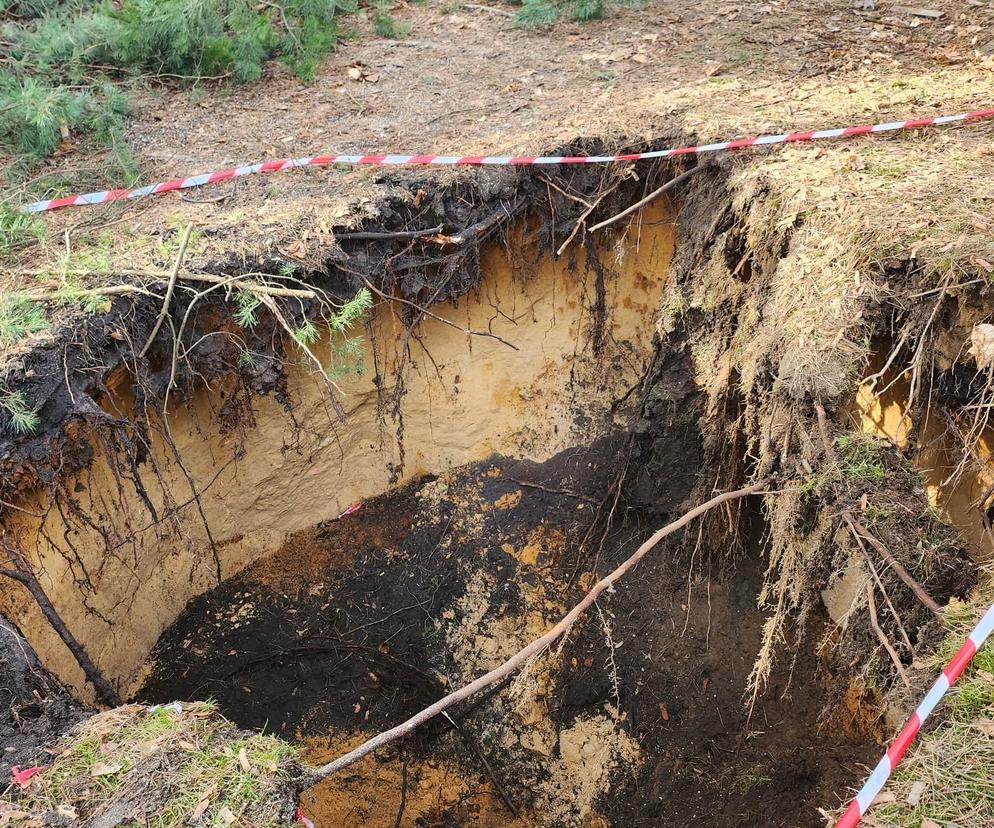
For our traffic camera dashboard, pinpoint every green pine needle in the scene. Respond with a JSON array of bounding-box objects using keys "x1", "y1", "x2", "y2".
[
  {"x1": 1, "y1": 390, "x2": 40, "y2": 435},
  {"x1": 327, "y1": 287, "x2": 372, "y2": 334},
  {"x1": 233, "y1": 289, "x2": 261, "y2": 328},
  {"x1": 0, "y1": 294, "x2": 49, "y2": 343}
]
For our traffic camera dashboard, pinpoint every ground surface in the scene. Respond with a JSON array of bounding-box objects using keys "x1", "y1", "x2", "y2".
[{"x1": 3, "y1": 0, "x2": 992, "y2": 293}]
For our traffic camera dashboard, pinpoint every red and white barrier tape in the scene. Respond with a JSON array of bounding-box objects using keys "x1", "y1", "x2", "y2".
[
  {"x1": 20, "y1": 107, "x2": 994, "y2": 214},
  {"x1": 835, "y1": 601, "x2": 994, "y2": 828}
]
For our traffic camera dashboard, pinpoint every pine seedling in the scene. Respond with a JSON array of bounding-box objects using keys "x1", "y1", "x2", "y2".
[
  {"x1": 233, "y1": 289, "x2": 261, "y2": 328},
  {"x1": 292, "y1": 318, "x2": 320, "y2": 346},
  {"x1": 327, "y1": 287, "x2": 372, "y2": 334}
]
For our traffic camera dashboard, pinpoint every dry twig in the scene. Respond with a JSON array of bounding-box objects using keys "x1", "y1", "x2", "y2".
[{"x1": 589, "y1": 166, "x2": 704, "y2": 233}]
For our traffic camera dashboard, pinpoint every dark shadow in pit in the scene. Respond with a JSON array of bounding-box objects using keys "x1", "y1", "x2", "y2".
[{"x1": 136, "y1": 438, "x2": 874, "y2": 827}]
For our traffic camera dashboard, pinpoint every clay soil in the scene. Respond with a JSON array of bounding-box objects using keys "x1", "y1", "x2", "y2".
[{"x1": 136, "y1": 436, "x2": 874, "y2": 827}]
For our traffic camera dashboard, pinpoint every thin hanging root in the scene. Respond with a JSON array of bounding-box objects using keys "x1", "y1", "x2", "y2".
[
  {"x1": 139, "y1": 223, "x2": 193, "y2": 358},
  {"x1": 360, "y1": 277, "x2": 518, "y2": 351},
  {"x1": 306, "y1": 477, "x2": 772, "y2": 782},
  {"x1": 865, "y1": 581, "x2": 912, "y2": 690},
  {"x1": 256, "y1": 295, "x2": 345, "y2": 402}
]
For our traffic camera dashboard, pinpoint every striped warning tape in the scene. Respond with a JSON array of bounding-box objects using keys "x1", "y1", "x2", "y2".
[
  {"x1": 20, "y1": 106, "x2": 994, "y2": 214},
  {"x1": 835, "y1": 601, "x2": 994, "y2": 828}
]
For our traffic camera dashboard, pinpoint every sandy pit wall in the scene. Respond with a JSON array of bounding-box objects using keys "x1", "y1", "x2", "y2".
[{"x1": 0, "y1": 206, "x2": 675, "y2": 701}]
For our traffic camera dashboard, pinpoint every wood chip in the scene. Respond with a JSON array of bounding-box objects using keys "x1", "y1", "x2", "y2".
[
  {"x1": 89, "y1": 761, "x2": 122, "y2": 777},
  {"x1": 237, "y1": 747, "x2": 252, "y2": 773},
  {"x1": 659, "y1": 702, "x2": 670, "y2": 721},
  {"x1": 895, "y1": 6, "x2": 943, "y2": 18}
]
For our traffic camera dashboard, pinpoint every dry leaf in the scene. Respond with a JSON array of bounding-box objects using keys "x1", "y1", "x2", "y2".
[
  {"x1": 921, "y1": 820, "x2": 941, "y2": 828},
  {"x1": 90, "y1": 761, "x2": 122, "y2": 777},
  {"x1": 56, "y1": 804, "x2": 78, "y2": 819},
  {"x1": 870, "y1": 791, "x2": 896, "y2": 805},
  {"x1": 285, "y1": 239, "x2": 307, "y2": 259},
  {"x1": 218, "y1": 806, "x2": 236, "y2": 825},
  {"x1": 191, "y1": 784, "x2": 218, "y2": 821},
  {"x1": 906, "y1": 779, "x2": 926, "y2": 805},
  {"x1": 347, "y1": 66, "x2": 363, "y2": 80},
  {"x1": 237, "y1": 747, "x2": 252, "y2": 773},
  {"x1": 659, "y1": 702, "x2": 670, "y2": 721},
  {"x1": 969, "y1": 324, "x2": 994, "y2": 370},
  {"x1": 972, "y1": 719, "x2": 994, "y2": 736},
  {"x1": 631, "y1": 53, "x2": 650, "y2": 64},
  {"x1": 703, "y1": 61, "x2": 724, "y2": 77}
]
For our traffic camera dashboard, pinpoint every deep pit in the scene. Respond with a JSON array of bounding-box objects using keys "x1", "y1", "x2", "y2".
[{"x1": 2, "y1": 195, "x2": 879, "y2": 826}]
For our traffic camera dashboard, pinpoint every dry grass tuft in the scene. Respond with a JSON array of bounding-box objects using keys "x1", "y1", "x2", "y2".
[{"x1": 0, "y1": 702, "x2": 297, "y2": 827}]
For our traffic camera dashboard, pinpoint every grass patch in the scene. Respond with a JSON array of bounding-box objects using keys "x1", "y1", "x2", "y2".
[
  {"x1": 0, "y1": 293, "x2": 49, "y2": 344},
  {"x1": 0, "y1": 205, "x2": 46, "y2": 260},
  {"x1": 0, "y1": 390, "x2": 41, "y2": 435},
  {"x1": 867, "y1": 599, "x2": 994, "y2": 827},
  {"x1": 371, "y1": 2, "x2": 410, "y2": 38},
  {"x1": 1, "y1": 702, "x2": 298, "y2": 826},
  {"x1": 836, "y1": 432, "x2": 887, "y2": 482}
]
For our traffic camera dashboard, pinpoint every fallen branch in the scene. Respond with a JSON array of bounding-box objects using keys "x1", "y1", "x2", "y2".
[
  {"x1": 307, "y1": 476, "x2": 771, "y2": 781},
  {"x1": 843, "y1": 512, "x2": 942, "y2": 619},
  {"x1": 26, "y1": 272, "x2": 317, "y2": 301},
  {"x1": 139, "y1": 223, "x2": 193, "y2": 358},
  {"x1": 589, "y1": 165, "x2": 705, "y2": 233}
]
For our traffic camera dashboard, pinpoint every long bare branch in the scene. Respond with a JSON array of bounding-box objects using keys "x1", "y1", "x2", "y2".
[{"x1": 307, "y1": 476, "x2": 772, "y2": 781}]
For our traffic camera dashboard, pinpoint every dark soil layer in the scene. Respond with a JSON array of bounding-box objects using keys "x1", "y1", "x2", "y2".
[
  {"x1": 0, "y1": 624, "x2": 85, "y2": 781},
  {"x1": 137, "y1": 434, "x2": 875, "y2": 827},
  {"x1": 561, "y1": 519, "x2": 867, "y2": 827},
  {"x1": 136, "y1": 436, "x2": 630, "y2": 739}
]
